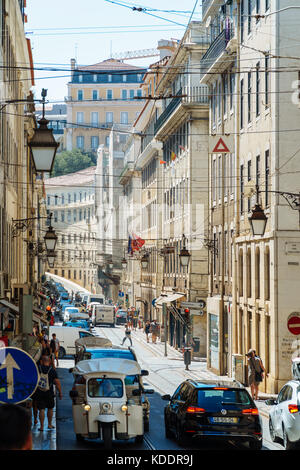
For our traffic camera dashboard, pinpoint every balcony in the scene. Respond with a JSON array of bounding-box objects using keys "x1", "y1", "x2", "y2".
[
  {"x1": 200, "y1": 28, "x2": 237, "y2": 82},
  {"x1": 154, "y1": 86, "x2": 209, "y2": 136}
]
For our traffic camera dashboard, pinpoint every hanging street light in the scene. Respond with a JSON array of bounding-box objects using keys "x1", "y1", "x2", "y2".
[
  {"x1": 248, "y1": 203, "x2": 268, "y2": 237},
  {"x1": 47, "y1": 249, "x2": 56, "y2": 269},
  {"x1": 121, "y1": 257, "x2": 127, "y2": 269},
  {"x1": 179, "y1": 234, "x2": 191, "y2": 268},
  {"x1": 29, "y1": 89, "x2": 59, "y2": 173},
  {"x1": 141, "y1": 253, "x2": 149, "y2": 270},
  {"x1": 44, "y1": 213, "x2": 58, "y2": 251}
]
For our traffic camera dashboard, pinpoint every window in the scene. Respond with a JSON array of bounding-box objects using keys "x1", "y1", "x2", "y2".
[
  {"x1": 137, "y1": 74, "x2": 143, "y2": 82},
  {"x1": 265, "y1": 149, "x2": 270, "y2": 206},
  {"x1": 105, "y1": 135, "x2": 110, "y2": 147},
  {"x1": 76, "y1": 112, "x2": 84, "y2": 124},
  {"x1": 91, "y1": 136, "x2": 99, "y2": 149},
  {"x1": 265, "y1": 0, "x2": 270, "y2": 11},
  {"x1": 241, "y1": 0, "x2": 244, "y2": 42},
  {"x1": 256, "y1": 62, "x2": 260, "y2": 117},
  {"x1": 265, "y1": 246, "x2": 270, "y2": 301},
  {"x1": 256, "y1": 155, "x2": 260, "y2": 194},
  {"x1": 265, "y1": 54, "x2": 270, "y2": 107},
  {"x1": 240, "y1": 79, "x2": 244, "y2": 129},
  {"x1": 248, "y1": 0, "x2": 252, "y2": 34},
  {"x1": 223, "y1": 74, "x2": 228, "y2": 116},
  {"x1": 61, "y1": 194, "x2": 65, "y2": 205},
  {"x1": 76, "y1": 136, "x2": 84, "y2": 149},
  {"x1": 93, "y1": 74, "x2": 97, "y2": 82},
  {"x1": 61, "y1": 211, "x2": 65, "y2": 222},
  {"x1": 68, "y1": 193, "x2": 71, "y2": 204},
  {"x1": 92, "y1": 90, "x2": 98, "y2": 100},
  {"x1": 77, "y1": 90, "x2": 83, "y2": 101},
  {"x1": 106, "y1": 89, "x2": 113, "y2": 100},
  {"x1": 247, "y1": 159, "x2": 252, "y2": 211},
  {"x1": 240, "y1": 164, "x2": 244, "y2": 213},
  {"x1": 136, "y1": 89, "x2": 142, "y2": 98},
  {"x1": 106, "y1": 112, "x2": 113, "y2": 123},
  {"x1": 123, "y1": 74, "x2": 127, "y2": 82},
  {"x1": 54, "y1": 211, "x2": 58, "y2": 223},
  {"x1": 78, "y1": 74, "x2": 83, "y2": 83},
  {"x1": 247, "y1": 72, "x2": 251, "y2": 123},
  {"x1": 91, "y1": 112, "x2": 98, "y2": 125},
  {"x1": 256, "y1": 0, "x2": 260, "y2": 21},
  {"x1": 108, "y1": 74, "x2": 112, "y2": 82},
  {"x1": 212, "y1": 83, "x2": 216, "y2": 126},
  {"x1": 230, "y1": 72, "x2": 235, "y2": 110},
  {"x1": 121, "y1": 112, "x2": 128, "y2": 124},
  {"x1": 122, "y1": 89, "x2": 127, "y2": 100}
]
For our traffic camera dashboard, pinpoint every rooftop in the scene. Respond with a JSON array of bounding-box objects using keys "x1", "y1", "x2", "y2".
[
  {"x1": 77, "y1": 58, "x2": 146, "y2": 72},
  {"x1": 45, "y1": 166, "x2": 96, "y2": 188}
]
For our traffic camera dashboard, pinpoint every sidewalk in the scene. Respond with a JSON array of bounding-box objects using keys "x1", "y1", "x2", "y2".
[{"x1": 129, "y1": 326, "x2": 276, "y2": 418}]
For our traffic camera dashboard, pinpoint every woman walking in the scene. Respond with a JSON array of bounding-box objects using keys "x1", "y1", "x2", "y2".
[{"x1": 246, "y1": 349, "x2": 266, "y2": 400}]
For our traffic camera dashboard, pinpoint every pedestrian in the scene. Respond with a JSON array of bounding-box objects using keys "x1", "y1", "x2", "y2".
[
  {"x1": 0, "y1": 404, "x2": 32, "y2": 450},
  {"x1": 40, "y1": 339, "x2": 55, "y2": 367},
  {"x1": 121, "y1": 323, "x2": 132, "y2": 347},
  {"x1": 35, "y1": 355, "x2": 63, "y2": 431},
  {"x1": 144, "y1": 320, "x2": 151, "y2": 343},
  {"x1": 246, "y1": 349, "x2": 266, "y2": 400},
  {"x1": 50, "y1": 333, "x2": 60, "y2": 367},
  {"x1": 138, "y1": 313, "x2": 143, "y2": 329},
  {"x1": 150, "y1": 319, "x2": 159, "y2": 344},
  {"x1": 132, "y1": 309, "x2": 138, "y2": 331}
]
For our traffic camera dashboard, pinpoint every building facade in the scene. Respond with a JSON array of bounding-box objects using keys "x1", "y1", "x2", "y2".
[
  {"x1": 202, "y1": 0, "x2": 300, "y2": 392},
  {"x1": 64, "y1": 58, "x2": 147, "y2": 155},
  {"x1": 45, "y1": 167, "x2": 98, "y2": 293}
]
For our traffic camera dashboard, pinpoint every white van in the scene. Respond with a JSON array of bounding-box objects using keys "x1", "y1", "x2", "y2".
[
  {"x1": 87, "y1": 293, "x2": 105, "y2": 305},
  {"x1": 49, "y1": 326, "x2": 95, "y2": 358},
  {"x1": 91, "y1": 304, "x2": 115, "y2": 327}
]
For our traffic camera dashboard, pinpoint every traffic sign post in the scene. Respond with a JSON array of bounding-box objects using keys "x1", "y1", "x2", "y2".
[
  {"x1": 0, "y1": 347, "x2": 39, "y2": 404},
  {"x1": 287, "y1": 315, "x2": 300, "y2": 336}
]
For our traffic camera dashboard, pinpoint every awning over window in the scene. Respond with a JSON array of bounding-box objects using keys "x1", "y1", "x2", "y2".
[{"x1": 155, "y1": 293, "x2": 185, "y2": 307}]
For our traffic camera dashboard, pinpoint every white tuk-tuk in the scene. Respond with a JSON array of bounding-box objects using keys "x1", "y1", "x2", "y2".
[{"x1": 69, "y1": 357, "x2": 153, "y2": 448}]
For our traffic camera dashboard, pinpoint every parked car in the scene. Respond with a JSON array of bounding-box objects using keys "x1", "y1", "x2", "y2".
[
  {"x1": 267, "y1": 379, "x2": 300, "y2": 450},
  {"x1": 115, "y1": 310, "x2": 128, "y2": 325},
  {"x1": 162, "y1": 379, "x2": 262, "y2": 449},
  {"x1": 63, "y1": 307, "x2": 80, "y2": 322}
]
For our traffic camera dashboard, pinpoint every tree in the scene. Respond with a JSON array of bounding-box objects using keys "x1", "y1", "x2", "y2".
[{"x1": 51, "y1": 149, "x2": 95, "y2": 177}]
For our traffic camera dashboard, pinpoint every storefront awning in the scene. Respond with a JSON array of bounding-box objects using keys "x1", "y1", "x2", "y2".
[{"x1": 155, "y1": 293, "x2": 185, "y2": 307}]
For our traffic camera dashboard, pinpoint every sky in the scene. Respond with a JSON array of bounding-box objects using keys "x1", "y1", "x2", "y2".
[{"x1": 25, "y1": 0, "x2": 202, "y2": 103}]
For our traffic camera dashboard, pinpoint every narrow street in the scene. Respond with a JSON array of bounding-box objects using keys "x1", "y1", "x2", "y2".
[{"x1": 53, "y1": 324, "x2": 283, "y2": 451}]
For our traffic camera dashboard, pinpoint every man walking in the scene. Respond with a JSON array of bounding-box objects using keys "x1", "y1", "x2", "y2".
[
  {"x1": 121, "y1": 324, "x2": 132, "y2": 346},
  {"x1": 50, "y1": 333, "x2": 60, "y2": 367},
  {"x1": 35, "y1": 355, "x2": 62, "y2": 431}
]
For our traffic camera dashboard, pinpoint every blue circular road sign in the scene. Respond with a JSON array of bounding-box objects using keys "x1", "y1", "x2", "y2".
[{"x1": 0, "y1": 347, "x2": 39, "y2": 404}]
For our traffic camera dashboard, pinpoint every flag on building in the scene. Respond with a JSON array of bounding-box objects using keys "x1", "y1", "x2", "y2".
[
  {"x1": 160, "y1": 160, "x2": 167, "y2": 164},
  {"x1": 171, "y1": 151, "x2": 177, "y2": 161},
  {"x1": 128, "y1": 233, "x2": 145, "y2": 254}
]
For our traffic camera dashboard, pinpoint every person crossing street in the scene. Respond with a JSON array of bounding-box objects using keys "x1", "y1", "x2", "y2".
[{"x1": 121, "y1": 323, "x2": 132, "y2": 346}]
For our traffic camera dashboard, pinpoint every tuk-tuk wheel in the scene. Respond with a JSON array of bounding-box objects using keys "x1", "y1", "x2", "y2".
[
  {"x1": 58, "y1": 347, "x2": 65, "y2": 359},
  {"x1": 102, "y1": 424, "x2": 113, "y2": 449},
  {"x1": 144, "y1": 420, "x2": 149, "y2": 432},
  {"x1": 135, "y1": 435, "x2": 144, "y2": 444},
  {"x1": 76, "y1": 434, "x2": 84, "y2": 442}
]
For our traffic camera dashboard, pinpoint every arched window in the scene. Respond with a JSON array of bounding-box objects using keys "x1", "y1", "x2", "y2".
[{"x1": 247, "y1": 247, "x2": 252, "y2": 299}]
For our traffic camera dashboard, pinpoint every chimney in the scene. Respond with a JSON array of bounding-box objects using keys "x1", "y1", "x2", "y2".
[{"x1": 70, "y1": 58, "x2": 76, "y2": 80}]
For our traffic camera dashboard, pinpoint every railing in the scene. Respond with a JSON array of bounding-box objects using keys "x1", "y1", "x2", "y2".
[
  {"x1": 201, "y1": 28, "x2": 234, "y2": 72},
  {"x1": 182, "y1": 85, "x2": 209, "y2": 105},
  {"x1": 202, "y1": 0, "x2": 213, "y2": 18},
  {"x1": 154, "y1": 86, "x2": 209, "y2": 134},
  {"x1": 154, "y1": 89, "x2": 182, "y2": 134}
]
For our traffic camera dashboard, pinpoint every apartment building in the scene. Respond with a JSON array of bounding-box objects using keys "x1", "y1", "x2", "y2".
[
  {"x1": 64, "y1": 58, "x2": 147, "y2": 154},
  {"x1": 202, "y1": 0, "x2": 300, "y2": 392},
  {"x1": 45, "y1": 167, "x2": 98, "y2": 293},
  {"x1": 118, "y1": 26, "x2": 210, "y2": 356},
  {"x1": 0, "y1": 0, "x2": 49, "y2": 341}
]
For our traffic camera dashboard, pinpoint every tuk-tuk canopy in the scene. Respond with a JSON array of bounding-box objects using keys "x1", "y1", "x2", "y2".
[
  {"x1": 75, "y1": 336, "x2": 112, "y2": 350},
  {"x1": 73, "y1": 357, "x2": 141, "y2": 377}
]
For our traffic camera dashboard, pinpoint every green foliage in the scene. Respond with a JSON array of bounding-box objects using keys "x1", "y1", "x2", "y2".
[{"x1": 51, "y1": 149, "x2": 96, "y2": 177}]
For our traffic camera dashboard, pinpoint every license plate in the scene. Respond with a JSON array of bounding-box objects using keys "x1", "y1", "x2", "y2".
[{"x1": 211, "y1": 417, "x2": 238, "y2": 424}]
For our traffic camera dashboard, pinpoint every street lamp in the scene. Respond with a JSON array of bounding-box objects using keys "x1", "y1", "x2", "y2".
[
  {"x1": 47, "y1": 250, "x2": 56, "y2": 269},
  {"x1": 121, "y1": 257, "x2": 127, "y2": 269},
  {"x1": 44, "y1": 213, "x2": 58, "y2": 251},
  {"x1": 179, "y1": 234, "x2": 191, "y2": 268},
  {"x1": 248, "y1": 203, "x2": 268, "y2": 237},
  {"x1": 141, "y1": 253, "x2": 149, "y2": 270},
  {"x1": 29, "y1": 89, "x2": 59, "y2": 173}
]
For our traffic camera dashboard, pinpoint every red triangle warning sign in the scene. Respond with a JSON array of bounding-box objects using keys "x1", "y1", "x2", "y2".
[{"x1": 212, "y1": 137, "x2": 230, "y2": 153}]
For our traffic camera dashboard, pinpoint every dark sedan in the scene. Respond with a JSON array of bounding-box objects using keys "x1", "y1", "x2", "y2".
[
  {"x1": 162, "y1": 379, "x2": 262, "y2": 450},
  {"x1": 115, "y1": 310, "x2": 128, "y2": 325}
]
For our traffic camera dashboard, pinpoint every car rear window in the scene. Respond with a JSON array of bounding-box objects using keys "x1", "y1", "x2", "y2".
[{"x1": 197, "y1": 388, "x2": 252, "y2": 408}]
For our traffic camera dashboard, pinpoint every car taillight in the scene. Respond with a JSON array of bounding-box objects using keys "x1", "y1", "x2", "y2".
[
  {"x1": 288, "y1": 404, "x2": 299, "y2": 414},
  {"x1": 186, "y1": 406, "x2": 205, "y2": 414},
  {"x1": 242, "y1": 408, "x2": 259, "y2": 415}
]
